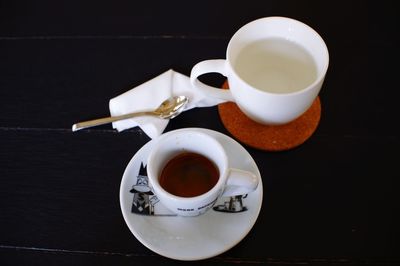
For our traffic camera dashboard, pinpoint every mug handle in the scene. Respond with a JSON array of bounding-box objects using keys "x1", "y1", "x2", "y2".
[
  {"x1": 190, "y1": 59, "x2": 235, "y2": 101},
  {"x1": 222, "y1": 168, "x2": 259, "y2": 197}
]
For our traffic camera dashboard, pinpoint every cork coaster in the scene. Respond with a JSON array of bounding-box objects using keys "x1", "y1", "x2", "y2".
[{"x1": 218, "y1": 81, "x2": 321, "y2": 151}]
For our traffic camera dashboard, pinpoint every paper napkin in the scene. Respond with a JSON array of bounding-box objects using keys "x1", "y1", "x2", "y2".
[{"x1": 109, "y1": 69, "x2": 226, "y2": 139}]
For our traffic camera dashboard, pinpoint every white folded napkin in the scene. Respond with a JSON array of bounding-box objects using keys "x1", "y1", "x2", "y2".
[{"x1": 109, "y1": 69, "x2": 226, "y2": 139}]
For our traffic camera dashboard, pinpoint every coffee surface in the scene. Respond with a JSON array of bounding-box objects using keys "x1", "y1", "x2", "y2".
[{"x1": 159, "y1": 152, "x2": 219, "y2": 197}]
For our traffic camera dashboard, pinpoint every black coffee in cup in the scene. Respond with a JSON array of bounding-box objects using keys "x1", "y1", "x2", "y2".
[{"x1": 159, "y1": 152, "x2": 219, "y2": 197}]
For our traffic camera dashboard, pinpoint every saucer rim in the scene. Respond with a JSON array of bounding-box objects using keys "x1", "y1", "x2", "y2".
[{"x1": 119, "y1": 127, "x2": 263, "y2": 261}]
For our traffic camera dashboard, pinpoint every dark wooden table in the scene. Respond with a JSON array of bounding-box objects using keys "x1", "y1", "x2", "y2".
[{"x1": 1, "y1": 1, "x2": 399, "y2": 265}]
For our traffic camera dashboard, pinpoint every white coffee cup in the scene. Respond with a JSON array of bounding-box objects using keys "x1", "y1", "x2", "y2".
[
  {"x1": 190, "y1": 16, "x2": 329, "y2": 125},
  {"x1": 146, "y1": 129, "x2": 258, "y2": 217}
]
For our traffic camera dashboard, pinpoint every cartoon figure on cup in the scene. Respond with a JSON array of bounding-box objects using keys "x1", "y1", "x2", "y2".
[
  {"x1": 213, "y1": 194, "x2": 248, "y2": 213},
  {"x1": 130, "y1": 163, "x2": 157, "y2": 215}
]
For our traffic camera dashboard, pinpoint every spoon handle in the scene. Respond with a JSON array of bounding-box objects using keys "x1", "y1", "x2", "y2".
[{"x1": 72, "y1": 111, "x2": 155, "y2": 131}]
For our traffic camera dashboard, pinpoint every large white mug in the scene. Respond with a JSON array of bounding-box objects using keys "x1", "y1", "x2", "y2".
[
  {"x1": 190, "y1": 16, "x2": 329, "y2": 125},
  {"x1": 147, "y1": 129, "x2": 258, "y2": 217}
]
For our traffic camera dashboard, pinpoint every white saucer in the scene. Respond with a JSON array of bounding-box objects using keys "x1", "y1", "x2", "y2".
[{"x1": 120, "y1": 128, "x2": 263, "y2": 261}]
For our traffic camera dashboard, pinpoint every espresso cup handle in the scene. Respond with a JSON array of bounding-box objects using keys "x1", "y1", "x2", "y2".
[
  {"x1": 221, "y1": 168, "x2": 259, "y2": 197},
  {"x1": 190, "y1": 59, "x2": 235, "y2": 101}
]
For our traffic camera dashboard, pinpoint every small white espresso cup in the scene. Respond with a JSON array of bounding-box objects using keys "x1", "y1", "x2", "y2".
[
  {"x1": 147, "y1": 129, "x2": 258, "y2": 217},
  {"x1": 190, "y1": 16, "x2": 329, "y2": 125}
]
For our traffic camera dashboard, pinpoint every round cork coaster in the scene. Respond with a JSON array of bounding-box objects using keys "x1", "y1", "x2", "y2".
[{"x1": 218, "y1": 81, "x2": 321, "y2": 151}]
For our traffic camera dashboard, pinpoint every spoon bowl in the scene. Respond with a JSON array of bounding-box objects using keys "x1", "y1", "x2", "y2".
[{"x1": 155, "y1": 95, "x2": 188, "y2": 119}]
